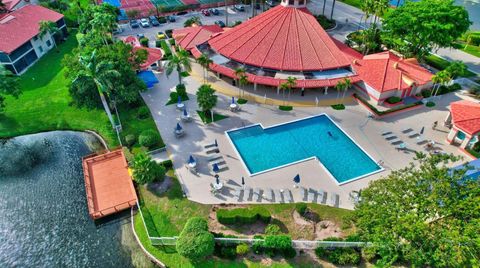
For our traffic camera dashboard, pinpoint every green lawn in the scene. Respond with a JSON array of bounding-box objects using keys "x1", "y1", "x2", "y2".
[
  {"x1": 134, "y1": 171, "x2": 353, "y2": 267},
  {"x1": 197, "y1": 110, "x2": 229, "y2": 124},
  {"x1": 461, "y1": 45, "x2": 480, "y2": 58},
  {"x1": 425, "y1": 54, "x2": 477, "y2": 78},
  {"x1": 0, "y1": 34, "x2": 117, "y2": 145}
]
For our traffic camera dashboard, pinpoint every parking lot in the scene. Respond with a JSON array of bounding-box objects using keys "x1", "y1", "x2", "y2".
[{"x1": 115, "y1": 5, "x2": 264, "y2": 43}]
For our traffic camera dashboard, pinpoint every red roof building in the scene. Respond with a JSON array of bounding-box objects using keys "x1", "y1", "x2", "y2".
[
  {"x1": 173, "y1": 25, "x2": 224, "y2": 51},
  {"x1": 123, "y1": 36, "x2": 163, "y2": 70},
  {"x1": 446, "y1": 100, "x2": 480, "y2": 149},
  {"x1": 0, "y1": 5, "x2": 66, "y2": 74}
]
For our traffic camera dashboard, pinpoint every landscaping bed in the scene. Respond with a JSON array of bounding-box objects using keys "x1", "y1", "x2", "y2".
[
  {"x1": 353, "y1": 93, "x2": 423, "y2": 117},
  {"x1": 197, "y1": 111, "x2": 228, "y2": 124},
  {"x1": 425, "y1": 55, "x2": 477, "y2": 78}
]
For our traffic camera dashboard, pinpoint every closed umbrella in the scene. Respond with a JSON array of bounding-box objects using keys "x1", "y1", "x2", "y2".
[
  {"x1": 177, "y1": 95, "x2": 182, "y2": 104},
  {"x1": 232, "y1": 96, "x2": 235, "y2": 104},
  {"x1": 183, "y1": 107, "x2": 188, "y2": 116},
  {"x1": 214, "y1": 139, "x2": 218, "y2": 147},
  {"x1": 216, "y1": 176, "x2": 220, "y2": 185},
  {"x1": 293, "y1": 174, "x2": 300, "y2": 188},
  {"x1": 188, "y1": 155, "x2": 195, "y2": 164},
  {"x1": 420, "y1": 126, "x2": 425, "y2": 135},
  {"x1": 241, "y1": 176, "x2": 245, "y2": 189},
  {"x1": 176, "y1": 123, "x2": 182, "y2": 131},
  {"x1": 212, "y1": 163, "x2": 220, "y2": 173}
]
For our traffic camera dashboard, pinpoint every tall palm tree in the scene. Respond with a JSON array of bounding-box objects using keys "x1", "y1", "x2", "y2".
[
  {"x1": 234, "y1": 67, "x2": 246, "y2": 97},
  {"x1": 196, "y1": 54, "x2": 213, "y2": 83},
  {"x1": 280, "y1": 82, "x2": 289, "y2": 105},
  {"x1": 73, "y1": 51, "x2": 119, "y2": 128},
  {"x1": 38, "y1": 20, "x2": 60, "y2": 50},
  {"x1": 90, "y1": 12, "x2": 117, "y2": 46},
  {"x1": 166, "y1": 49, "x2": 192, "y2": 85},
  {"x1": 341, "y1": 78, "x2": 351, "y2": 101},
  {"x1": 286, "y1": 76, "x2": 297, "y2": 102},
  {"x1": 335, "y1": 80, "x2": 346, "y2": 102},
  {"x1": 238, "y1": 74, "x2": 248, "y2": 98}
]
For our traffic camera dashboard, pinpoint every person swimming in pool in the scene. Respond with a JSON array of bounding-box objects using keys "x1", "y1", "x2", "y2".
[{"x1": 327, "y1": 131, "x2": 333, "y2": 137}]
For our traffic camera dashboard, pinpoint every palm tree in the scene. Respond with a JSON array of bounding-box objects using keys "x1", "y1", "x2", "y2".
[
  {"x1": 335, "y1": 80, "x2": 346, "y2": 102},
  {"x1": 280, "y1": 82, "x2": 289, "y2": 105},
  {"x1": 234, "y1": 67, "x2": 246, "y2": 97},
  {"x1": 38, "y1": 20, "x2": 60, "y2": 50},
  {"x1": 91, "y1": 12, "x2": 117, "y2": 46},
  {"x1": 238, "y1": 74, "x2": 248, "y2": 98},
  {"x1": 286, "y1": 76, "x2": 297, "y2": 102},
  {"x1": 166, "y1": 49, "x2": 192, "y2": 85},
  {"x1": 330, "y1": 0, "x2": 336, "y2": 20},
  {"x1": 341, "y1": 78, "x2": 351, "y2": 101},
  {"x1": 72, "y1": 51, "x2": 119, "y2": 128},
  {"x1": 196, "y1": 54, "x2": 213, "y2": 83}
]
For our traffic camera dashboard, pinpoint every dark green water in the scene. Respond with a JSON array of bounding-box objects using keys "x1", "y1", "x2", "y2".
[{"x1": 0, "y1": 132, "x2": 134, "y2": 268}]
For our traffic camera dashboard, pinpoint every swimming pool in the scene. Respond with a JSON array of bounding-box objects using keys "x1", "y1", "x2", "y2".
[{"x1": 226, "y1": 114, "x2": 382, "y2": 184}]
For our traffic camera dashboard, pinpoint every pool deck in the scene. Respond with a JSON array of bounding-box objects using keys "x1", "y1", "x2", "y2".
[{"x1": 141, "y1": 65, "x2": 475, "y2": 210}]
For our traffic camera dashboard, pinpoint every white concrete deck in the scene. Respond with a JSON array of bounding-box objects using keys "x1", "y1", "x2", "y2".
[{"x1": 141, "y1": 69, "x2": 474, "y2": 210}]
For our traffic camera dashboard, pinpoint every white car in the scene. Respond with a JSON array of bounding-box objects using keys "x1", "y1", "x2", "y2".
[{"x1": 140, "y1": 18, "x2": 150, "y2": 28}]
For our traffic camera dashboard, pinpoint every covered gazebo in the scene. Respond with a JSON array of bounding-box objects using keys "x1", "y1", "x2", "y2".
[{"x1": 445, "y1": 100, "x2": 480, "y2": 149}]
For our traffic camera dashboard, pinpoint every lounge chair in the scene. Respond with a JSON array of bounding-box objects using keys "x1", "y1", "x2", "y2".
[
  {"x1": 204, "y1": 142, "x2": 217, "y2": 149},
  {"x1": 381, "y1": 131, "x2": 393, "y2": 136},
  {"x1": 174, "y1": 129, "x2": 185, "y2": 138},
  {"x1": 416, "y1": 136, "x2": 427, "y2": 145},
  {"x1": 286, "y1": 190, "x2": 294, "y2": 203},
  {"x1": 389, "y1": 137, "x2": 402, "y2": 144},
  {"x1": 263, "y1": 188, "x2": 273, "y2": 201},
  {"x1": 254, "y1": 188, "x2": 261, "y2": 198},
  {"x1": 208, "y1": 154, "x2": 223, "y2": 162},
  {"x1": 402, "y1": 128, "x2": 413, "y2": 134},
  {"x1": 274, "y1": 189, "x2": 283, "y2": 203},
  {"x1": 308, "y1": 191, "x2": 316, "y2": 203},
  {"x1": 395, "y1": 142, "x2": 407, "y2": 151},
  {"x1": 181, "y1": 113, "x2": 192, "y2": 122},
  {"x1": 233, "y1": 188, "x2": 242, "y2": 198},
  {"x1": 384, "y1": 134, "x2": 397, "y2": 140},
  {"x1": 408, "y1": 131, "x2": 419, "y2": 138},
  {"x1": 244, "y1": 187, "x2": 252, "y2": 200},
  {"x1": 329, "y1": 193, "x2": 340, "y2": 207},
  {"x1": 300, "y1": 187, "x2": 308, "y2": 201}
]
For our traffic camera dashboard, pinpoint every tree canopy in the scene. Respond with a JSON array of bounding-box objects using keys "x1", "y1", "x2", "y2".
[
  {"x1": 353, "y1": 153, "x2": 480, "y2": 267},
  {"x1": 382, "y1": 0, "x2": 471, "y2": 58},
  {"x1": 176, "y1": 217, "x2": 214, "y2": 260},
  {"x1": 132, "y1": 153, "x2": 166, "y2": 185},
  {"x1": 0, "y1": 65, "x2": 21, "y2": 112},
  {"x1": 196, "y1": 84, "x2": 217, "y2": 114}
]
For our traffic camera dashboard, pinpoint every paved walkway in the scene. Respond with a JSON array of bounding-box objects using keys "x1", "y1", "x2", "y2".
[{"x1": 141, "y1": 66, "x2": 473, "y2": 210}]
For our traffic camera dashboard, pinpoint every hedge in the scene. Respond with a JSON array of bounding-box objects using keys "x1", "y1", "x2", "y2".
[
  {"x1": 353, "y1": 93, "x2": 422, "y2": 116},
  {"x1": 216, "y1": 207, "x2": 271, "y2": 224},
  {"x1": 161, "y1": 159, "x2": 173, "y2": 169},
  {"x1": 160, "y1": 40, "x2": 172, "y2": 59},
  {"x1": 139, "y1": 130, "x2": 159, "y2": 148},
  {"x1": 386, "y1": 96, "x2": 402, "y2": 104},
  {"x1": 263, "y1": 235, "x2": 296, "y2": 258}
]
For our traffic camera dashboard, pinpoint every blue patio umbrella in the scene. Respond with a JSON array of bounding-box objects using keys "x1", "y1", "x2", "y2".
[
  {"x1": 420, "y1": 126, "x2": 425, "y2": 135},
  {"x1": 214, "y1": 139, "x2": 218, "y2": 147},
  {"x1": 183, "y1": 107, "x2": 188, "y2": 116},
  {"x1": 293, "y1": 174, "x2": 301, "y2": 184},
  {"x1": 188, "y1": 155, "x2": 195, "y2": 164},
  {"x1": 241, "y1": 176, "x2": 245, "y2": 186},
  {"x1": 212, "y1": 163, "x2": 220, "y2": 173},
  {"x1": 176, "y1": 123, "x2": 182, "y2": 131},
  {"x1": 216, "y1": 176, "x2": 220, "y2": 185},
  {"x1": 232, "y1": 96, "x2": 235, "y2": 104},
  {"x1": 177, "y1": 95, "x2": 182, "y2": 104}
]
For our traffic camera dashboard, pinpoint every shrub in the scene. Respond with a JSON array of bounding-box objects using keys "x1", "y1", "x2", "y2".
[
  {"x1": 124, "y1": 134, "x2": 136, "y2": 147},
  {"x1": 236, "y1": 243, "x2": 249, "y2": 255},
  {"x1": 252, "y1": 235, "x2": 265, "y2": 254},
  {"x1": 216, "y1": 207, "x2": 271, "y2": 224},
  {"x1": 176, "y1": 84, "x2": 188, "y2": 98},
  {"x1": 449, "y1": 83, "x2": 462, "y2": 91},
  {"x1": 169, "y1": 91, "x2": 179, "y2": 103},
  {"x1": 237, "y1": 98, "x2": 248, "y2": 104},
  {"x1": 315, "y1": 15, "x2": 335, "y2": 29},
  {"x1": 169, "y1": 38, "x2": 176, "y2": 46},
  {"x1": 467, "y1": 34, "x2": 480, "y2": 46},
  {"x1": 296, "y1": 203, "x2": 308, "y2": 216},
  {"x1": 137, "y1": 106, "x2": 150, "y2": 119},
  {"x1": 132, "y1": 153, "x2": 166, "y2": 184},
  {"x1": 279, "y1": 105, "x2": 293, "y2": 111},
  {"x1": 155, "y1": 40, "x2": 162, "y2": 48},
  {"x1": 265, "y1": 224, "x2": 281, "y2": 235},
  {"x1": 176, "y1": 217, "x2": 214, "y2": 260},
  {"x1": 331, "y1": 104, "x2": 345, "y2": 110},
  {"x1": 426, "y1": 101, "x2": 436, "y2": 107},
  {"x1": 138, "y1": 130, "x2": 159, "y2": 148},
  {"x1": 315, "y1": 239, "x2": 361, "y2": 266},
  {"x1": 139, "y1": 37, "x2": 149, "y2": 47},
  {"x1": 219, "y1": 246, "x2": 236, "y2": 259},
  {"x1": 386, "y1": 96, "x2": 402, "y2": 104},
  {"x1": 161, "y1": 159, "x2": 173, "y2": 169},
  {"x1": 362, "y1": 246, "x2": 378, "y2": 262},
  {"x1": 233, "y1": 20, "x2": 242, "y2": 26},
  {"x1": 264, "y1": 235, "x2": 294, "y2": 257}
]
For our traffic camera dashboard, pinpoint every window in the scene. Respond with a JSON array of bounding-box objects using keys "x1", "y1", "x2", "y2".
[
  {"x1": 8, "y1": 42, "x2": 33, "y2": 62},
  {"x1": 33, "y1": 35, "x2": 38, "y2": 41},
  {"x1": 38, "y1": 46, "x2": 44, "y2": 53},
  {"x1": 289, "y1": 0, "x2": 294, "y2": 5},
  {"x1": 46, "y1": 40, "x2": 52, "y2": 47},
  {"x1": 299, "y1": 0, "x2": 304, "y2": 4}
]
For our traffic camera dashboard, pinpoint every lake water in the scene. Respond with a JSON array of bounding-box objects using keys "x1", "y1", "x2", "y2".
[{"x1": 0, "y1": 132, "x2": 134, "y2": 267}]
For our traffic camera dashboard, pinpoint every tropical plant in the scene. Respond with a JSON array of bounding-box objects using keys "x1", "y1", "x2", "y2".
[
  {"x1": 196, "y1": 84, "x2": 217, "y2": 117},
  {"x1": 354, "y1": 153, "x2": 480, "y2": 267},
  {"x1": 184, "y1": 16, "x2": 201, "y2": 27},
  {"x1": 335, "y1": 79, "x2": 347, "y2": 102},
  {"x1": 165, "y1": 49, "x2": 191, "y2": 85},
  {"x1": 0, "y1": 65, "x2": 21, "y2": 112},
  {"x1": 382, "y1": 0, "x2": 471, "y2": 59},
  {"x1": 38, "y1": 20, "x2": 60, "y2": 49},
  {"x1": 234, "y1": 67, "x2": 246, "y2": 97},
  {"x1": 196, "y1": 53, "x2": 213, "y2": 83},
  {"x1": 90, "y1": 11, "x2": 117, "y2": 46},
  {"x1": 238, "y1": 74, "x2": 248, "y2": 98},
  {"x1": 285, "y1": 76, "x2": 297, "y2": 102},
  {"x1": 445, "y1": 60, "x2": 468, "y2": 79},
  {"x1": 0, "y1": 0, "x2": 7, "y2": 13},
  {"x1": 176, "y1": 217, "x2": 215, "y2": 260},
  {"x1": 71, "y1": 51, "x2": 119, "y2": 128},
  {"x1": 132, "y1": 153, "x2": 166, "y2": 184}
]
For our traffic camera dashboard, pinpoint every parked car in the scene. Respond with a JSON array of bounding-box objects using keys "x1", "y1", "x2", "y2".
[
  {"x1": 158, "y1": 16, "x2": 167, "y2": 23},
  {"x1": 130, "y1": 19, "x2": 139, "y2": 28},
  {"x1": 215, "y1": 20, "x2": 226, "y2": 28},
  {"x1": 137, "y1": 33, "x2": 145, "y2": 39},
  {"x1": 177, "y1": 11, "x2": 188, "y2": 16},
  {"x1": 157, "y1": 31, "x2": 167, "y2": 40},
  {"x1": 201, "y1": 9, "x2": 211, "y2": 16},
  {"x1": 234, "y1": 4, "x2": 245, "y2": 11},
  {"x1": 167, "y1": 15, "x2": 176, "y2": 22},
  {"x1": 149, "y1": 16, "x2": 160, "y2": 26},
  {"x1": 265, "y1": 0, "x2": 276, "y2": 7},
  {"x1": 140, "y1": 18, "x2": 150, "y2": 27},
  {"x1": 209, "y1": 8, "x2": 219, "y2": 15}
]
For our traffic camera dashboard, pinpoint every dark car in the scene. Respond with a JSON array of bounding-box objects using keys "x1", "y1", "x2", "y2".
[
  {"x1": 215, "y1": 20, "x2": 226, "y2": 28},
  {"x1": 130, "y1": 19, "x2": 139, "y2": 28},
  {"x1": 209, "y1": 8, "x2": 219, "y2": 15},
  {"x1": 202, "y1": 9, "x2": 211, "y2": 16},
  {"x1": 234, "y1": 4, "x2": 245, "y2": 11},
  {"x1": 136, "y1": 33, "x2": 145, "y2": 39},
  {"x1": 149, "y1": 16, "x2": 160, "y2": 26},
  {"x1": 167, "y1": 15, "x2": 176, "y2": 22}
]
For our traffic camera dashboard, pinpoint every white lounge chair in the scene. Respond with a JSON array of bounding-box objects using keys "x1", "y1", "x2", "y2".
[
  {"x1": 263, "y1": 188, "x2": 273, "y2": 201},
  {"x1": 408, "y1": 131, "x2": 419, "y2": 138},
  {"x1": 384, "y1": 133, "x2": 397, "y2": 140},
  {"x1": 396, "y1": 142, "x2": 407, "y2": 151},
  {"x1": 389, "y1": 138, "x2": 402, "y2": 144},
  {"x1": 274, "y1": 189, "x2": 282, "y2": 203},
  {"x1": 204, "y1": 142, "x2": 217, "y2": 149},
  {"x1": 308, "y1": 191, "x2": 315, "y2": 203},
  {"x1": 208, "y1": 154, "x2": 223, "y2": 162},
  {"x1": 286, "y1": 190, "x2": 294, "y2": 203},
  {"x1": 300, "y1": 187, "x2": 308, "y2": 201},
  {"x1": 233, "y1": 188, "x2": 242, "y2": 198},
  {"x1": 402, "y1": 128, "x2": 413, "y2": 134}
]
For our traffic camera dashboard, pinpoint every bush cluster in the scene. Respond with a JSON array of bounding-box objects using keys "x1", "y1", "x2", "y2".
[
  {"x1": 467, "y1": 34, "x2": 480, "y2": 46},
  {"x1": 139, "y1": 37, "x2": 149, "y2": 47},
  {"x1": 124, "y1": 134, "x2": 136, "y2": 147},
  {"x1": 262, "y1": 235, "x2": 296, "y2": 258},
  {"x1": 160, "y1": 40, "x2": 172, "y2": 59},
  {"x1": 315, "y1": 237, "x2": 361, "y2": 265},
  {"x1": 176, "y1": 84, "x2": 188, "y2": 99},
  {"x1": 138, "y1": 130, "x2": 159, "y2": 148},
  {"x1": 353, "y1": 93, "x2": 422, "y2": 116},
  {"x1": 385, "y1": 96, "x2": 402, "y2": 104},
  {"x1": 176, "y1": 217, "x2": 214, "y2": 260},
  {"x1": 137, "y1": 106, "x2": 150, "y2": 119},
  {"x1": 161, "y1": 159, "x2": 173, "y2": 169},
  {"x1": 265, "y1": 224, "x2": 281, "y2": 235},
  {"x1": 216, "y1": 207, "x2": 271, "y2": 224},
  {"x1": 421, "y1": 83, "x2": 462, "y2": 98},
  {"x1": 295, "y1": 203, "x2": 308, "y2": 216}
]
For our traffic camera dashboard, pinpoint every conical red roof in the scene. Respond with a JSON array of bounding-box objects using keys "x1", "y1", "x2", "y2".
[{"x1": 208, "y1": 5, "x2": 351, "y2": 72}]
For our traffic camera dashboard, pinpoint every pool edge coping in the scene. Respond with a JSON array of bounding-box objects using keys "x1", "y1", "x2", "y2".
[{"x1": 224, "y1": 113, "x2": 385, "y2": 185}]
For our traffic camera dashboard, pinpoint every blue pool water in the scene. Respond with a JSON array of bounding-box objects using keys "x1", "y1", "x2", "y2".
[{"x1": 227, "y1": 115, "x2": 381, "y2": 183}]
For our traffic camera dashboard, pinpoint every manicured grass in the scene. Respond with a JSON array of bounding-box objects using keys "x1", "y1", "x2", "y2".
[
  {"x1": 279, "y1": 106, "x2": 293, "y2": 111},
  {"x1": 134, "y1": 171, "x2": 353, "y2": 267},
  {"x1": 180, "y1": 71, "x2": 190, "y2": 77},
  {"x1": 165, "y1": 95, "x2": 189, "y2": 105},
  {"x1": 237, "y1": 98, "x2": 248, "y2": 104},
  {"x1": 331, "y1": 104, "x2": 346, "y2": 110},
  {"x1": 0, "y1": 33, "x2": 117, "y2": 146},
  {"x1": 461, "y1": 45, "x2": 480, "y2": 58},
  {"x1": 425, "y1": 55, "x2": 477, "y2": 77},
  {"x1": 338, "y1": 0, "x2": 362, "y2": 9},
  {"x1": 197, "y1": 110, "x2": 228, "y2": 124}
]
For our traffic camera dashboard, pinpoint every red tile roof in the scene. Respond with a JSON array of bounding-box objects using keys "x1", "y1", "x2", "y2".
[
  {"x1": 0, "y1": 5, "x2": 63, "y2": 54},
  {"x1": 123, "y1": 36, "x2": 163, "y2": 70},
  {"x1": 208, "y1": 5, "x2": 351, "y2": 72},
  {"x1": 173, "y1": 25, "x2": 223, "y2": 51},
  {"x1": 450, "y1": 100, "x2": 480, "y2": 136}
]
